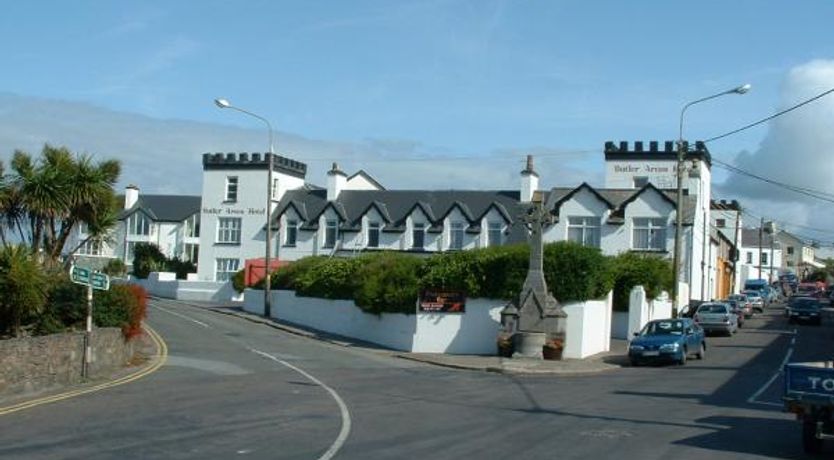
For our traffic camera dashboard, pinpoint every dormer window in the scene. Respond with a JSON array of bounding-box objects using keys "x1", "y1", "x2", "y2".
[
  {"x1": 367, "y1": 222, "x2": 380, "y2": 248},
  {"x1": 127, "y1": 212, "x2": 150, "y2": 236},
  {"x1": 412, "y1": 223, "x2": 425, "y2": 249},
  {"x1": 487, "y1": 222, "x2": 503, "y2": 247},
  {"x1": 632, "y1": 218, "x2": 666, "y2": 251},
  {"x1": 450, "y1": 222, "x2": 464, "y2": 250},
  {"x1": 324, "y1": 219, "x2": 338, "y2": 248},
  {"x1": 285, "y1": 219, "x2": 298, "y2": 246}
]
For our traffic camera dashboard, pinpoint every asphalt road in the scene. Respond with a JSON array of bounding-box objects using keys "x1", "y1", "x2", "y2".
[{"x1": 0, "y1": 298, "x2": 830, "y2": 460}]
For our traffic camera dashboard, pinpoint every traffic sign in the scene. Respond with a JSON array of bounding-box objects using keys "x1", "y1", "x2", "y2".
[{"x1": 70, "y1": 265, "x2": 110, "y2": 291}]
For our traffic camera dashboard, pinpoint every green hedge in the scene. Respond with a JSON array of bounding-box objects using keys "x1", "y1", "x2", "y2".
[{"x1": 609, "y1": 252, "x2": 674, "y2": 311}]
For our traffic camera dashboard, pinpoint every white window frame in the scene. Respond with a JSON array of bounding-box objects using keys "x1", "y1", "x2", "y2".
[
  {"x1": 271, "y1": 177, "x2": 279, "y2": 200},
  {"x1": 79, "y1": 239, "x2": 102, "y2": 256},
  {"x1": 567, "y1": 216, "x2": 601, "y2": 248},
  {"x1": 632, "y1": 218, "x2": 667, "y2": 251},
  {"x1": 487, "y1": 222, "x2": 503, "y2": 247},
  {"x1": 746, "y1": 252, "x2": 753, "y2": 264},
  {"x1": 215, "y1": 258, "x2": 240, "y2": 282},
  {"x1": 450, "y1": 222, "x2": 464, "y2": 250},
  {"x1": 225, "y1": 176, "x2": 239, "y2": 202},
  {"x1": 216, "y1": 217, "x2": 242, "y2": 244},
  {"x1": 185, "y1": 214, "x2": 200, "y2": 238},
  {"x1": 183, "y1": 243, "x2": 199, "y2": 264},
  {"x1": 324, "y1": 219, "x2": 338, "y2": 249},
  {"x1": 367, "y1": 221, "x2": 380, "y2": 248},
  {"x1": 285, "y1": 219, "x2": 298, "y2": 246},
  {"x1": 127, "y1": 212, "x2": 150, "y2": 236},
  {"x1": 412, "y1": 222, "x2": 426, "y2": 249}
]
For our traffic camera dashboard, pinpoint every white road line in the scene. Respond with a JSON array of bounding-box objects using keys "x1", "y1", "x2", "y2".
[
  {"x1": 152, "y1": 304, "x2": 211, "y2": 328},
  {"x1": 250, "y1": 348, "x2": 351, "y2": 460},
  {"x1": 747, "y1": 345, "x2": 794, "y2": 405}
]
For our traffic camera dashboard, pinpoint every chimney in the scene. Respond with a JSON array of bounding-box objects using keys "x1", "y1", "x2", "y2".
[
  {"x1": 326, "y1": 162, "x2": 347, "y2": 201},
  {"x1": 520, "y1": 155, "x2": 539, "y2": 203},
  {"x1": 125, "y1": 184, "x2": 139, "y2": 209}
]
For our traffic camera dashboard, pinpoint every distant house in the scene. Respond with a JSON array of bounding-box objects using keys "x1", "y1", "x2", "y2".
[{"x1": 67, "y1": 185, "x2": 201, "y2": 270}]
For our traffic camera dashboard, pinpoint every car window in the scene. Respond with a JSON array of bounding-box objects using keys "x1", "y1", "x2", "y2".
[
  {"x1": 642, "y1": 320, "x2": 684, "y2": 336},
  {"x1": 697, "y1": 304, "x2": 727, "y2": 314}
]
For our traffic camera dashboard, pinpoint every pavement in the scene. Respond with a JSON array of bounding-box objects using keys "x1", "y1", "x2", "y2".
[{"x1": 195, "y1": 300, "x2": 630, "y2": 375}]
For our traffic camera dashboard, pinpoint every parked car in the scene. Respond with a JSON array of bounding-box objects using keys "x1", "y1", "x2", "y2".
[
  {"x1": 727, "y1": 293, "x2": 753, "y2": 318},
  {"x1": 628, "y1": 318, "x2": 705, "y2": 366},
  {"x1": 742, "y1": 290, "x2": 765, "y2": 313},
  {"x1": 721, "y1": 299, "x2": 745, "y2": 328},
  {"x1": 694, "y1": 302, "x2": 738, "y2": 336},
  {"x1": 744, "y1": 279, "x2": 771, "y2": 305},
  {"x1": 788, "y1": 297, "x2": 822, "y2": 325}
]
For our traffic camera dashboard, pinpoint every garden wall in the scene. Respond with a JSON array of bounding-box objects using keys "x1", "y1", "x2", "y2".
[
  {"x1": 0, "y1": 328, "x2": 134, "y2": 400},
  {"x1": 244, "y1": 289, "x2": 612, "y2": 358},
  {"x1": 132, "y1": 272, "x2": 241, "y2": 302}
]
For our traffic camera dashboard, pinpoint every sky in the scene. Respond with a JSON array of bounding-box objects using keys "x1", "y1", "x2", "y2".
[{"x1": 1, "y1": 1, "x2": 834, "y2": 243}]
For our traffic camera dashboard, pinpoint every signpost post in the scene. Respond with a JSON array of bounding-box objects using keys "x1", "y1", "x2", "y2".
[{"x1": 70, "y1": 265, "x2": 110, "y2": 379}]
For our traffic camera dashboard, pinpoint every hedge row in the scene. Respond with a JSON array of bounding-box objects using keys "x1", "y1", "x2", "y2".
[{"x1": 252, "y1": 242, "x2": 673, "y2": 315}]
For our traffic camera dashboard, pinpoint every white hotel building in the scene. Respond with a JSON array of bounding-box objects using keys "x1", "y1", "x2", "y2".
[{"x1": 193, "y1": 140, "x2": 726, "y2": 305}]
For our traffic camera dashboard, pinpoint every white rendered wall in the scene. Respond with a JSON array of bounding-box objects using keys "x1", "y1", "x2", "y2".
[{"x1": 562, "y1": 292, "x2": 612, "y2": 359}]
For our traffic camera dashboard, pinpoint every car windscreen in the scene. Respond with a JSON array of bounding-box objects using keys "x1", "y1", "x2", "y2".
[
  {"x1": 791, "y1": 299, "x2": 819, "y2": 309},
  {"x1": 743, "y1": 291, "x2": 761, "y2": 299},
  {"x1": 697, "y1": 304, "x2": 727, "y2": 314},
  {"x1": 641, "y1": 320, "x2": 684, "y2": 335}
]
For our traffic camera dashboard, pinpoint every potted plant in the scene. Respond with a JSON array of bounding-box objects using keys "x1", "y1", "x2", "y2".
[
  {"x1": 497, "y1": 332, "x2": 514, "y2": 357},
  {"x1": 542, "y1": 337, "x2": 564, "y2": 360}
]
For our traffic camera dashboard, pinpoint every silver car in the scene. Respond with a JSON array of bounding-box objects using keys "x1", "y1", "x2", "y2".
[
  {"x1": 742, "y1": 290, "x2": 765, "y2": 313},
  {"x1": 694, "y1": 302, "x2": 738, "y2": 336}
]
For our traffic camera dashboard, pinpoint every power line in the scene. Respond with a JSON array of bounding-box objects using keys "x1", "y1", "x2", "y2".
[
  {"x1": 713, "y1": 160, "x2": 834, "y2": 204},
  {"x1": 704, "y1": 86, "x2": 834, "y2": 143}
]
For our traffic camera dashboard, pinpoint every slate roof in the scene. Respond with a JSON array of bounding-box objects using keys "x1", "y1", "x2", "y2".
[
  {"x1": 741, "y1": 228, "x2": 776, "y2": 247},
  {"x1": 119, "y1": 195, "x2": 201, "y2": 222},
  {"x1": 272, "y1": 189, "x2": 527, "y2": 243},
  {"x1": 543, "y1": 183, "x2": 697, "y2": 225}
]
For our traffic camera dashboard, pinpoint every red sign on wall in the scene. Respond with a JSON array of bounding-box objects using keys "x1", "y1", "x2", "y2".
[{"x1": 419, "y1": 289, "x2": 466, "y2": 313}]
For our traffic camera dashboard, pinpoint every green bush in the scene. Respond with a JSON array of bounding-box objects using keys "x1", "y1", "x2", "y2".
[
  {"x1": 166, "y1": 257, "x2": 196, "y2": 280},
  {"x1": 354, "y1": 252, "x2": 424, "y2": 314},
  {"x1": 232, "y1": 269, "x2": 246, "y2": 293},
  {"x1": 294, "y1": 257, "x2": 361, "y2": 300},
  {"x1": 0, "y1": 245, "x2": 48, "y2": 337},
  {"x1": 132, "y1": 243, "x2": 166, "y2": 279},
  {"x1": 102, "y1": 259, "x2": 127, "y2": 277},
  {"x1": 609, "y1": 252, "x2": 673, "y2": 311},
  {"x1": 544, "y1": 241, "x2": 613, "y2": 303},
  {"x1": 270, "y1": 256, "x2": 330, "y2": 291}
]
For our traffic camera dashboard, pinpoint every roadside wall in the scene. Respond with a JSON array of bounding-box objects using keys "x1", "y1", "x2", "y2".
[
  {"x1": 244, "y1": 289, "x2": 611, "y2": 357},
  {"x1": 619, "y1": 286, "x2": 672, "y2": 339},
  {"x1": 132, "y1": 272, "x2": 241, "y2": 302},
  {"x1": 0, "y1": 328, "x2": 133, "y2": 400}
]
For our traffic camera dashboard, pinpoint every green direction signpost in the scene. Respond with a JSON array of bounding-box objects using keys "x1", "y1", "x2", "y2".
[{"x1": 69, "y1": 265, "x2": 110, "y2": 378}]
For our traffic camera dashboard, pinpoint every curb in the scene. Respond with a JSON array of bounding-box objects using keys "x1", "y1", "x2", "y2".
[{"x1": 0, "y1": 324, "x2": 168, "y2": 417}]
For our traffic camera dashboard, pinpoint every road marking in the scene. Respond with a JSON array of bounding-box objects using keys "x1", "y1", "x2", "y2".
[
  {"x1": 747, "y1": 339, "x2": 794, "y2": 406},
  {"x1": 152, "y1": 303, "x2": 211, "y2": 328},
  {"x1": 250, "y1": 348, "x2": 351, "y2": 460},
  {"x1": 0, "y1": 325, "x2": 168, "y2": 417}
]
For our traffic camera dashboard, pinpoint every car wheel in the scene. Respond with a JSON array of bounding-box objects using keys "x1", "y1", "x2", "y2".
[
  {"x1": 630, "y1": 359, "x2": 640, "y2": 367},
  {"x1": 803, "y1": 420, "x2": 823, "y2": 454},
  {"x1": 696, "y1": 342, "x2": 705, "y2": 360},
  {"x1": 678, "y1": 349, "x2": 687, "y2": 366}
]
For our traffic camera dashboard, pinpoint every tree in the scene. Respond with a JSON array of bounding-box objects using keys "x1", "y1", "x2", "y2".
[
  {"x1": 1, "y1": 144, "x2": 120, "y2": 264},
  {"x1": 0, "y1": 245, "x2": 48, "y2": 337},
  {"x1": 132, "y1": 243, "x2": 167, "y2": 279}
]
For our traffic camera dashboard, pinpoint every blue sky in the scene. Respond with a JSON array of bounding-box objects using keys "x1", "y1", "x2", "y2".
[{"x1": 1, "y1": 1, "x2": 834, "y2": 239}]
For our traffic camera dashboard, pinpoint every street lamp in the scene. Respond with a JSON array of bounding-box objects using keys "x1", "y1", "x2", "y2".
[
  {"x1": 672, "y1": 83, "x2": 750, "y2": 317},
  {"x1": 214, "y1": 98, "x2": 275, "y2": 319}
]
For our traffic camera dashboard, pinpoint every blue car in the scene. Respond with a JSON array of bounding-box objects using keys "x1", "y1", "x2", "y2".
[{"x1": 628, "y1": 318, "x2": 706, "y2": 366}]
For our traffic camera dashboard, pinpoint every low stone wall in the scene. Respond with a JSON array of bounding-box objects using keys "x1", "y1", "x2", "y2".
[{"x1": 0, "y1": 328, "x2": 134, "y2": 400}]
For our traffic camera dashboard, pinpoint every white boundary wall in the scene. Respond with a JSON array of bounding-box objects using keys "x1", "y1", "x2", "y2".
[
  {"x1": 244, "y1": 289, "x2": 613, "y2": 358},
  {"x1": 620, "y1": 286, "x2": 673, "y2": 339},
  {"x1": 133, "y1": 272, "x2": 242, "y2": 302}
]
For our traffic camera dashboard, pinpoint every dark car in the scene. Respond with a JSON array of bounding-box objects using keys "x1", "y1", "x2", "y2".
[
  {"x1": 628, "y1": 318, "x2": 705, "y2": 366},
  {"x1": 789, "y1": 297, "x2": 822, "y2": 325}
]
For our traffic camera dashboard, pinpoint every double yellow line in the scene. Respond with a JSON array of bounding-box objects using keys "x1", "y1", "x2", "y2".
[{"x1": 0, "y1": 325, "x2": 168, "y2": 417}]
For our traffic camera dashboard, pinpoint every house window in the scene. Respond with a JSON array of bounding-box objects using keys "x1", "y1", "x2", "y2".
[
  {"x1": 78, "y1": 222, "x2": 89, "y2": 235},
  {"x1": 787, "y1": 246, "x2": 794, "y2": 255},
  {"x1": 633, "y1": 177, "x2": 649, "y2": 188},
  {"x1": 225, "y1": 176, "x2": 238, "y2": 202},
  {"x1": 488, "y1": 222, "x2": 503, "y2": 247},
  {"x1": 412, "y1": 223, "x2": 425, "y2": 249},
  {"x1": 127, "y1": 212, "x2": 150, "y2": 236},
  {"x1": 125, "y1": 241, "x2": 137, "y2": 262},
  {"x1": 216, "y1": 217, "x2": 242, "y2": 244},
  {"x1": 632, "y1": 218, "x2": 666, "y2": 251},
  {"x1": 567, "y1": 216, "x2": 601, "y2": 248},
  {"x1": 215, "y1": 258, "x2": 240, "y2": 282},
  {"x1": 271, "y1": 177, "x2": 279, "y2": 200},
  {"x1": 716, "y1": 219, "x2": 726, "y2": 228},
  {"x1": 185, "y1": 214, "x2": 200, "y2": 238},
  {"x1": 450, "y1": 222, "x2": 464, "y2": 250},
  {"x1": 324, "y1": 219, "x2": 338, "y2": 248},
  {"x1": 79, "y1": 240, "x2": 102, "y2": 256},
  {"x1": 183, "y1": 243, "x2": 199, "y2": 264},
  {"x1": 285, "y1": 219, "x2": 298, "y2": 246},
  {"x1": 761, "y1": 253, "x2": 768, "y2": 265},
  {"x1": 746, "y1": 252, "x2": 753, "y2": 264},
  {"x1": 367, "y1": 222, "x2": 380, "y2": 248}
]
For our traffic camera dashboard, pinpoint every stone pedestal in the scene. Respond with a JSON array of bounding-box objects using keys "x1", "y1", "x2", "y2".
[{"x1": 513, "y1": 332, "x2": 546, "y2": 359}]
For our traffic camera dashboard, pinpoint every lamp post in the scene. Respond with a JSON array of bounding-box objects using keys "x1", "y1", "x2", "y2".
[
  {"x1": 215, "y1": 98, "x2": 275, "y2": 319},
  {"x1": 672, "y1": 83, "x2": 750, "y2": 317}
]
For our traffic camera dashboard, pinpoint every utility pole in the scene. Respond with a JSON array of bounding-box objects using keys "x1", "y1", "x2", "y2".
[
  {"x1": 731, "y1": 207, "x2": 741, "y2": 294},
  {"x1": 83, "y1": 283, "x2": 92, "y2": 379},
  {"x1": 759, "y1": 217, "x2": 764, "y2": 281}
]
